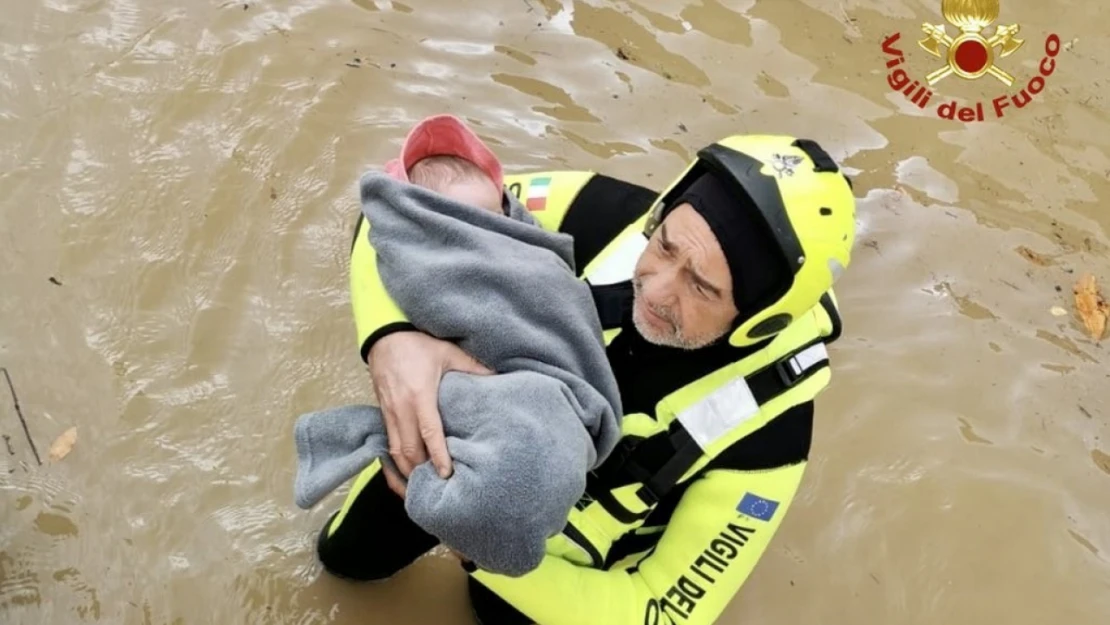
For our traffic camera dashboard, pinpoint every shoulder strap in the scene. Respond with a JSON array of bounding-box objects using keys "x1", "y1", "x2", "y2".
[
  {"x1": 603, "y1": 398, "x2": 815, "y2": 569},
  {"x1": 589, "y1": 340, "x2": 829, "y2": 523}
]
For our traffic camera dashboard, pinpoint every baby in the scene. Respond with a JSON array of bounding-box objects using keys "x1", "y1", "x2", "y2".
[
  {"x1": 293, "y1": 115, "x2": 622, "y2": 577},
  {"x1": 408, "y1": 155, "x2": 505, "y2": 216},
  {"x1": 361, "y1": 155, "x2": 504, "y2": 412}
]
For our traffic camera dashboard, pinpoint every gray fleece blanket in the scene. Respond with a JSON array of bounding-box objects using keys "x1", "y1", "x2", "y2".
[{"x1": 292, "y1": 171, "x2": 623, "y2": 576}]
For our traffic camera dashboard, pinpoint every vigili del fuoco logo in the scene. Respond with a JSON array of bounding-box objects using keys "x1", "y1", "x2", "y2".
[{"x1": 881, "y1": 0, "x2": 1061, "y2": 122}]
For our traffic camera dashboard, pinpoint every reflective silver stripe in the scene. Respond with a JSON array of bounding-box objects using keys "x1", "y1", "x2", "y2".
[
  {"x1": 786, "y1": 343, "x2": 827, "y2": 376},
  {"x1": 585, "y1": 233, "x2": 647, "y2": 286},
  {"x1": 677, "y1": 376, "x2": 761, "y2": 451},
  {"x1": 676, "y1": 343, "x2": 828, "y2": 451}
]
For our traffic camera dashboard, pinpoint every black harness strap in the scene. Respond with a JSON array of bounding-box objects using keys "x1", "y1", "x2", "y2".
[
  {"x1": 591, "y1": 488, "x2": 651, "y2": 524},
  {"x1": 635, "y1": 426, "x2": 700, "y2": 506},
  {"x1": 561, "y1": 521, "x2": 603, "y2": 568},
  {"x1": 819, "y1": 292, "x2": 843, "y2": 342}
]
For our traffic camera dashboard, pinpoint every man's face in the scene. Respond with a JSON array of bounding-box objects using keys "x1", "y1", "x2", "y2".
[{"x1": 631, "y1": 203, "x2": 739, "y2": 349}]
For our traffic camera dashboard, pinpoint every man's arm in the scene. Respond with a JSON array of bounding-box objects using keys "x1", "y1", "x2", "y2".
[
  {"x1": 350, "y1": 214, "x2": 417, "y2": 363},
  {"x1": 467, "y1": 444, "x2": 810, "y2": 624}
]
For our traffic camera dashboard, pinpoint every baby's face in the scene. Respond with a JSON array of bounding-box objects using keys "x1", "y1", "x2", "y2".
[{"x1": 444, "y1": 178, "x2": 503, "y2": 215}]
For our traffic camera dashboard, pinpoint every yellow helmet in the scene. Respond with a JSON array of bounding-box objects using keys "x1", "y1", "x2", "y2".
[{"x1": 643, "y1": 135, "x2": 857, "y2": 347}]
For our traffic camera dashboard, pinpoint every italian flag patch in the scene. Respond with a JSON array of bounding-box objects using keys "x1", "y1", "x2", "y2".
[{"x1": 526, "y1": 177, "x2": 551, "y2": 211}]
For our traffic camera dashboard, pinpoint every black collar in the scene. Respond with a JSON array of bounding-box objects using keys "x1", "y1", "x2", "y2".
[{"x1": 605, "y1": 306, "x2": 766, "y2": 417}]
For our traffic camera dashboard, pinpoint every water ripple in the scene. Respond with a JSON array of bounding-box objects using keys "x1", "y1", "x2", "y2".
[{"x1": 2, "y1": 0, "x2": 1109, "y2": 623}]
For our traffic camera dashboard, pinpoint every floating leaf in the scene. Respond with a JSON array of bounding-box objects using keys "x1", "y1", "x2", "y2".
[
  {"x1": 1050, "y1": 306, "x2": 1068, "y2": 317},
  {"x1": 1073, "y1": 274, "x2": 1108, "y2": 342},
  {"x1": 1016, "y1": 245, "x2": 1054, "y2": 266},
  {"x1": 48, "y1": 426, "x2": 77, "y2": 462}
]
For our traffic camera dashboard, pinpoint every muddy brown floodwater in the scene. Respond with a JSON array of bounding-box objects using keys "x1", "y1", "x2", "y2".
[{"x1": 2, "y1": 0, "x2": 1109, "y2": 623}]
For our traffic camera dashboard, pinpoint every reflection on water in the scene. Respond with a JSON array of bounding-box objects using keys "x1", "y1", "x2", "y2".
[{"x1": 1, "y1": 0, "x2": 1109, "y2": 623}]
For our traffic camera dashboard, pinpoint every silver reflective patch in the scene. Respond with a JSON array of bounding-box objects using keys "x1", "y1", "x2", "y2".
[
  {"x1": 828, "y1": 257, "x2": 846, "y2": 283},
  {"x1": 677, "y1": 376, "x2": 760, "y2": 451}
]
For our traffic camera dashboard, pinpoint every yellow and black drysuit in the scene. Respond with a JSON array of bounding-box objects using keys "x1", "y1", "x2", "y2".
[{"x1": 317, "y1": 135, "x2": 856, "y2": 625}]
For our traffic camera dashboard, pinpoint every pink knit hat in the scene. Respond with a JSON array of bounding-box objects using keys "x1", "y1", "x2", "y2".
[{"x1": 383, "y1": 114, "x2": 504, "y2": 190}]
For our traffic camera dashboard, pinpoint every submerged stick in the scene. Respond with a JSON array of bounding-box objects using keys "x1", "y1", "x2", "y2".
[{"x1": 1, "y1": 367, "x2": 41, "y2": 465}]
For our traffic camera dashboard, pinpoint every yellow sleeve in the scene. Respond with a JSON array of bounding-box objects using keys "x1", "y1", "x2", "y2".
[
  {"x1": 469, "y1": 461, "x2": 808, "y2": 625},
  {"x1": 349, "y1": 214, "x2": 414, "y2": 363}
]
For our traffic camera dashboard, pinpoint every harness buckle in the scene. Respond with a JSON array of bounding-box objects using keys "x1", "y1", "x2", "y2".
[
  {"x1": 635, "y1": 484, "x2": 660, "y2": 508},
  {"x1": 774, "y1": 355, "x2": 803, "y2": 388}
]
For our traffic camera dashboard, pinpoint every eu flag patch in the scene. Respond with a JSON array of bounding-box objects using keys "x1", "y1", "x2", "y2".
[{"x1": 737, "y1": 492, "x2": 779, "y2": 522}]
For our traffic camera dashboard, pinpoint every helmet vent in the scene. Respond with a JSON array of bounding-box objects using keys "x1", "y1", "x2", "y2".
[
  {"x1": 820, "y1": 207, "x2": 833, "y2": 216},
  {"x1": 747, "y1": 313, "x2": 793, "y2": 338}
]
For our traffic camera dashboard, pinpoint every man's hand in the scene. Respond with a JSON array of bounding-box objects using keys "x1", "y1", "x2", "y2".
[
  {"x1": 381, "y1": 461, "x2": 408, "y2": 500},
  {"x1": 368, "y1": 331, "x2": 492, "y2": 494}
]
